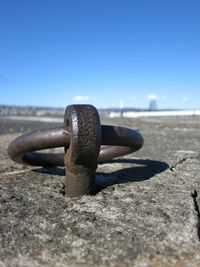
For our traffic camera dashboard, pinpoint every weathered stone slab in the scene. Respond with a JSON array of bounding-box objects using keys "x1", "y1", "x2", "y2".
[{"x1": 0, "y1": 116, "x2": 200, "y2": 266}]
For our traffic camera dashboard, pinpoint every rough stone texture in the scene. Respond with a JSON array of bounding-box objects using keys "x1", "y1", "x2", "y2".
[{"x1": 0, "y1": 116, "x2": 200, "y2": 267}]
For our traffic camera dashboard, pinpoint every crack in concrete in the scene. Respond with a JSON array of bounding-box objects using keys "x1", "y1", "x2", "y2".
[
  {"x1": 191, "y1": 190, "x2": 200, "y2": 241},
  {"x1": 170, "y1": 154, "x2": 200, "y2": 172},
  {"x1": 169, "y1": 155, "x2": 200, "y2": 242}
]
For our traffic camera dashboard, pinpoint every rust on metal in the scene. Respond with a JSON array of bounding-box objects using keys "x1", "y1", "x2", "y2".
[
  {"x1": 7, "y1": 104, "x2": 144, "y2": 197},
  {"x1": 64, "y1": 105, "x2": 101, "y2": 197}
]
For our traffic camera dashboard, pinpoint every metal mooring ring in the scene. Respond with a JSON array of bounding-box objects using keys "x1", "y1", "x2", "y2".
[{"x1": 7, "y1": 104, "x2": 144, "y2": 197}]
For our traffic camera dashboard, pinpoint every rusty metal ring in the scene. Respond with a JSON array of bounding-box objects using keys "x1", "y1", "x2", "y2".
[
  {"x1": 8, "y1": 104, "x2": 144, "y2": 197},
  {"x1": 7, "y1": 125, "x2": 144, "y2": 166}
]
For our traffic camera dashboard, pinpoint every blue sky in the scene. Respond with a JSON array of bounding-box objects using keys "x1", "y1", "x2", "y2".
[{"x1": 0, "y1": 0, "x2": 200, "y2": 109}]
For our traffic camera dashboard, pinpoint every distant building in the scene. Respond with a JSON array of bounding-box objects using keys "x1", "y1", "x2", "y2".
[{"x1": 149, "y1": 99, "x2": 157, "y2": 111}]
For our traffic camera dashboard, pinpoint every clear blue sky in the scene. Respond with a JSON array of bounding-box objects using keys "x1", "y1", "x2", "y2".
[{"x1": 0, "y1": 0, "x2": 199, "y2": 109}]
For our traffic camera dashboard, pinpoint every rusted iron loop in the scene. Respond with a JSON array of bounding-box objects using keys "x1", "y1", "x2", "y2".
[
  {"x1": 8, "y1": 104, "x2": 144, "y2": 197},
  {"x1": 8, "y1": 124, "x2": 144, "y2": 166}
]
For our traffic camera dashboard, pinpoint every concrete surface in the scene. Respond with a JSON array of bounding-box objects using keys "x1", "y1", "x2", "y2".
[{"x1": 0, "y1": 116, "x2": 200, "y2": 267}]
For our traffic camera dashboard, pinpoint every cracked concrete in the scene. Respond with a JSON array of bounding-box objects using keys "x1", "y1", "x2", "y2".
[
  {"x1": 169, "y1": 154, "x2": 200, "y2": 172},
  {"x1": 0, "y1": 116, "x2": 200, "y2": 266},
  {"x1": 191, "y1": 190, "x2": 200, "y2": 240}
]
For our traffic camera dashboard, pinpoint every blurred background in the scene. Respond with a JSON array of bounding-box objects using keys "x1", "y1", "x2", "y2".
[{"x1": 0, "y1": 0, "x2": 200, "y2": 116}]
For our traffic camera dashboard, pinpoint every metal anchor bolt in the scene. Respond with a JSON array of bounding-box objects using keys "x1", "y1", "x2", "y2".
[
  {"x1": 64, "y1": 105, "x2": 101, "y2": 197},
  {"x1": 7, "y1": 104, "x2": 144, "y2": 197}
]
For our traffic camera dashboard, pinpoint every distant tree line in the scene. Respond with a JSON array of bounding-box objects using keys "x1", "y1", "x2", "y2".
[{"x1": 0, "y1": 105, "x2": 65, "y2": 117}]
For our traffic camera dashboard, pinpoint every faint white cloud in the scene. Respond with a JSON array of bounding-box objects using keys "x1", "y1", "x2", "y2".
[
  {"x1": 181, "y1": 96, "x2": 188, "y2": 103},
  {"x1": 73, "y1": 95, "x2": 92, "y2": 102},
  {"x1": 147, "y1": 94, "x2": 158, "y2": 100}
]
